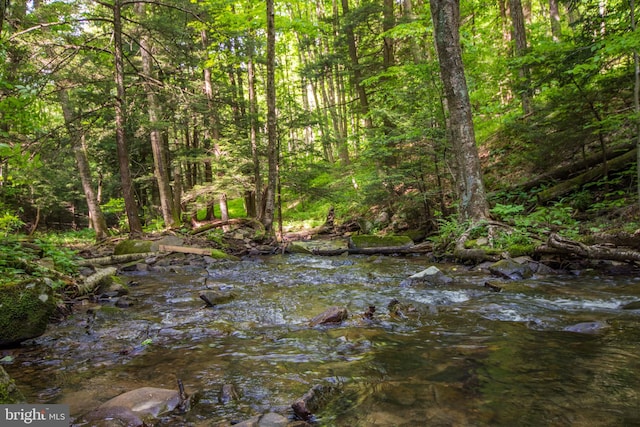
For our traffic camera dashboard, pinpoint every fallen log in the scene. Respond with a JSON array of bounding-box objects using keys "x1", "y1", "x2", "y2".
[
  {"x1": 546, "y1": 233, "x2": 640, "y2": 263},
  {"x1": 537, "y1": 149, "x2": 636, "y2": 204},
  {"x1": 190, "y1": 218, "x2": 265, "y2": 236},
  {"x1": 77, "y1": 252, "x2": 158, "y2": 266},
  {"x1": 73, "y1": 267, "x2": 118, "y2": 296},
  {"x1": 309, "y1": 242, "x2": 433, "y2": 256},
  {"x1": 508, "y1": 141, "x2": 636, "y2": 193},
  {"x1": 158, "y1": 245, "x2": 214, "y2": 256}
]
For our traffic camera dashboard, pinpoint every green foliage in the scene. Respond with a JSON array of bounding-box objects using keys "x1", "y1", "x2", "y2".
[{"x1": 429, "y1": 216, "x2": 468, "y2": 253}]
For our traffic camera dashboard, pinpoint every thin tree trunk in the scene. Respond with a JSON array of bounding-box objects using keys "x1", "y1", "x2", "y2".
[
  {"x1": 430, "y1": 0, "x2": 489, "y2": 224},
  {"x1": 509, "y1": 0, "x2": 532, "y2": 115},
  {"x1": 247, "y1": 39, "x2": 262, "y2": 220},
  {"x1": 137, "y1": 3, "x2": 177, "y2": 228},
  {"x1": 112, "y1": 0, "x2": 142, "y2": 235},
  {"x1": 632, "y1": 0, "x2": 640, "y2": 209},
  {"x1": 549, "y1": 0, "x2": 561, "y2": 41},
  {"x1": 58, "y1": 87, "x2": 109, "y2": 241},
  {"x1": 263, "y1": 0, "x2": 278, "y2": 234},
  {"x1": 340, "y1": 0, "x2": 372, "y2": 129}
]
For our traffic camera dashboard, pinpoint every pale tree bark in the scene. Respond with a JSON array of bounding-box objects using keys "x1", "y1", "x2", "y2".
[
  {"x1": 430, "y1": 0, "x2": 489, "y2": 224},
  {"x1": 136, "y1": 3, "x2": 177, "y2": 228},
  {"x1": 112, "y1": 0, "x2": 143, "y2": 235},
  {"x1": 263, "y1": 0, "x2": 278, "y2": 234},
  {"x1": 57, "y1": 87, "x2": 109, "y2": 241},
  {"x1": 549, "y1": 0, "x2": 561, "y2": 41}
]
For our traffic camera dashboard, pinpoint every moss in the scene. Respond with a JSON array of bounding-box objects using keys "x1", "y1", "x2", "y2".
[
  {"x1": 114, "y1": 240, "x2": 153, "y2": 255},
  {"x1": 210, "y1": 249, "x2": 239, "y2": 261},
  {"x1": 349, "y1": 235, "x2": 413, "y2": 249},
  {"x1": 0, "y1": 366, "x2": 25, "y2": 404},
  {"x1": 0, "y1": 279, "x2": 56, "y2": 346},
  {"x1": 506, "y1": 244, "x2": 536, "y2": 257}
]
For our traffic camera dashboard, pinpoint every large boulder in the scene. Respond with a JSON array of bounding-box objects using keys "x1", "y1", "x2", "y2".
[
  {"x1": 80, "y1": 387, "x2": 184, "y2": 426},
  {"x1": 0, "y1": 279, "x2": 57, "y2": 347}
]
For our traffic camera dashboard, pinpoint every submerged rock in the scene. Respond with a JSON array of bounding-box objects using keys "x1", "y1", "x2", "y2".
[
  {"x1": 488, "y1": 258, "x2": 534, "y2": 280},
  {"x1": 563, "y1": 321, "x2": 609, "y2": 334},
  {"x1": 199, "y1": 290, "x2": 236, "y2": 307},
  {"x1": 309, "y1": 306, "x2": 348, "y2": 326},
  {"x1": 621, "y1": 301, "x2": 640, "y2": 310}
]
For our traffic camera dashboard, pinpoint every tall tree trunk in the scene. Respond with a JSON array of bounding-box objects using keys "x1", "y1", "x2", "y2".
[
  {"x1": 136, "y1": 3, "x2": 177, "y2": 228},
  {"x1": 112, "y1": 0, "x2": 143, "y2": 235},
  {"x1": 632, "y1": 0, "x2": 640, "y2": 209},
  {"x1": 247, "y1": 39, "x2": 263, "y2": 220},
  {"x1": 430, "y1": 0, "x2": 489, "y2": 224},
  {"x1": 509, "y1": 0, "x2": 532, "y2": 115},
  {"x1": 201, "y1": 28, "x2": 228, "y2": 222},
  {"x1": 57, "y1": 87, "x2": 109, "y2": 241},
  {"x1": 340, "y1": 0, "x2": 372, "y2": 129},
  {"x1": 263, "y1": 0, "x2": 278, "y2": 234},
  {"x1": 383, "y1": 0, "x2": 395, "y2": 69},
  {"x1": 549, "y1": 0, "x2": 561, "y2": 41}
]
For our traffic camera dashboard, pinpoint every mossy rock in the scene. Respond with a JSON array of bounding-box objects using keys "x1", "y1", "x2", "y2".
[
  {"x1": 0, "y1": 366, "x2": 25, "y2": 403},
  {"x1": 208, "y1": 249, "x2": 239, "y2": 261},
  {"x1": 0, "y1": 279, "x2": 57, "y2": 347},
  {"x1": 114, "y1": 240, "x2": 153, "y2": 255},
  {"x1": 349, "y1": 234, "x2": 414, "y2": 249}
]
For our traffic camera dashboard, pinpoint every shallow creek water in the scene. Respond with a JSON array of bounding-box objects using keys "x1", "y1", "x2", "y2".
[{"x1": 4, "y1": 253, "x2": 640, "y2": 426}]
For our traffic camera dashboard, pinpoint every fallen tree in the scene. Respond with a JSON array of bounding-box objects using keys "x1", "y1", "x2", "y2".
[
  {"x1": 537, "y1": 149, "x2": 636, "y2": 204},
  {"x1": 541, "y1": 233, "x2": 640, "y2": 263}
]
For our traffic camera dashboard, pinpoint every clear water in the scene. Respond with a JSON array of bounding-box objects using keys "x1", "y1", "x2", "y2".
[{"x1": 4, "y1": 254, "x2": 640, "y2": 426}]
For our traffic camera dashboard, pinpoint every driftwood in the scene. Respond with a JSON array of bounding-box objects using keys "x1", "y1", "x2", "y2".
[
  {"x1": 72, "y1": 267, "x2": 118, "y2": 296},
  {"x1": 546, "y1": 233, "x2": 640, "y2": 263},
  {"x1": 158, "y1": 245, "x2": 214, "y2": 256},
  {"x1": 537, "y1": 149, "x2": 636, "y2": 203},
  {"x1": 77, "y1": 252, "x2": 158, "y2": 266},
  {"x1": 309, "y1": 242, "x2": 433, "y2": 256}
]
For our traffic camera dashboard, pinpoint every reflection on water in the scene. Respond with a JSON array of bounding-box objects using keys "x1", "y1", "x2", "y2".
[{"x1": 4, "y1": 254, "x2": 640, "y2": 425}]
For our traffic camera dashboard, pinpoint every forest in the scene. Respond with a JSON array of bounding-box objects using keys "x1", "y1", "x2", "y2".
[
  {"x1": 2, "y1": 0, "x2": 640, "y2": 424},
  {"x1": 0, "y1": 0, "x2": 636, "y2": 245}
]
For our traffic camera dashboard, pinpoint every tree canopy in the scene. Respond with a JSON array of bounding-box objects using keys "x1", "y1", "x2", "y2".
[{"x1": 0, "y1": 0, "x2": 638, "y2": 239}]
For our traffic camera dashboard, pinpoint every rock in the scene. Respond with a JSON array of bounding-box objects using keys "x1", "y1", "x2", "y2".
[
  {"x1": 488, "y1": 258, "x2": 534, "y2": 280},
  {"x1": 0, "y1": 366, "x2": 25, "y2": 403},
  {"x1": 233, "y1": 413, "x2": 292, "y2": 427},
  {"x1": 621, "y1": 301, "x2": 640, "y2": 310},
  {"x1": 408, "y1": 266, "x2": 453, "y2": 286},
  {"x1": 79, "y1": 406, "x2": 145, "y2": 427},
  {"x1": 349, "y1": 234, "x2": 414, "y2": 249},
  {"x1": 199, "y1": 291, "x2": 236, "y2": 307},
  {"x1": 114, "y1": 240, "x2": 153, "y2": 256},
  {"x1": 0, "y1": 279, "x2": 57, "y2": 347},
  {"x1": 150, "y1": 236, "x2": 184, "y2": 251},
  {"x1": 563, "y1": 321, "x2": 609, "y2": 334},
  {"x1": 309, "y1": 306, "x2": 348, "y2": 327},
  {"x1": 292, "y1": 384, "x2": 336, "y2": 422},
  {"x1": 114, "y1": 296, "x2": 136, "y2": 308},
  {"x1": 218, "y1": 383, "x2": 240, "y2": 403},
  {"x1": 99, "y1": 387, "x2": 181, "y2": 417}
]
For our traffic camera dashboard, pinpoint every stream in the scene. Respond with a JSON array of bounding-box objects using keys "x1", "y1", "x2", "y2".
[{"x1": 4, "y1": 253, "x2": 640, "y2": 426}]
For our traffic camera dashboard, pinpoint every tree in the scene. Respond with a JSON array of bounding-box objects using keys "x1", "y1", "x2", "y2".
[
  {"x1": 136, "y1": 2, "x2": 178, "y2": 229},
  {"x1": 430, "y1": 0, "x2": 489, "y2": 224},
  {"x1": 262, "y1": 0, "x2": 278, "y2": 234},
  {"x1": 105, "y1": 0, "x2": 143, "y2": 235}
]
